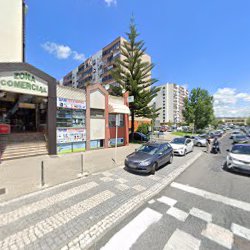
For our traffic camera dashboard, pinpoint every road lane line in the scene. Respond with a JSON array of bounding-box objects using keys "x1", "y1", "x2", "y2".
[
  {"x1": 171, "y1": 182, "x2": 250, "y2": 212},
  {"x1": 0, "y1": 181, "x2": 98, "y2": 226},
  {"x1": 166, "y1": 207, "x2": 188, "y2": 222},
  {"x1": 202, "y1": 223, "x2": 233, "y2": 249},
  {"x1": 164, "y1": 229, "x2": 201, "y2": 250},
  {"x1": 157, "y1": 196, "x2": 177, "y2": 206},
  {"x1": 190, "y1": 208, "x2": 212, "y2": 222},
  {"x1": 231, "y1": 223, "x2": 250, "y2": 241},
  {"x1": 101, "y1": 208, "x2": 162, "y2": 250}
]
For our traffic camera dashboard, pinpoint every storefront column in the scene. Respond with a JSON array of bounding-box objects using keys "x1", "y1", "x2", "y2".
[{"x1": 86, "y1": 87, "x2": 91, "y2": 151}]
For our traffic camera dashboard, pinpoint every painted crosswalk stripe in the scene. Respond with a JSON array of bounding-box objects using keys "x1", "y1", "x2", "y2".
[
  {"x1": 171, "y1": 182, "x2": 250, "y2": 212},
  {"x1": 202, "y1": 223, "x2": 233, "y2": 249},
  {"x1": 231, "y1": 223, "x2": 250, "y2": 241},
  {"x1": 157, "y1": 196, "x2": 177, "y2": 206},
  {"x1": 101, "y1": 208, "x2": 162, "y2": 250},
  {"x1": 164, "y1": 229, "x2": 201, "y2": 250},
  {"x1": 166, "y1": 207, "x2": 188, "y2": 222},
  {"x1": 190, "y1": 208, "x2": 212, "y2": 222}
]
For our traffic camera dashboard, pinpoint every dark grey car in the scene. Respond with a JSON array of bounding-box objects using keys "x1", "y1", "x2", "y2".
[{"x1": 125, "y1": 142, "x2": 174, "y2": 174}]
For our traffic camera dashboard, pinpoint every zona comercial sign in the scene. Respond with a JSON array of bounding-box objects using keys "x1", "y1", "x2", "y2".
[{"x1": 0, "y1": 71, "x2": 48, "y2": 97}]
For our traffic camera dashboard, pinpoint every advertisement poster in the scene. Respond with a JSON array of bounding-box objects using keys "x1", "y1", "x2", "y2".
[
  {"x1": 57, "y1": 128, "x2": 86, "y2": 144},
  {"x1": 57, "y1": 97, "x2": 86, "y2": 110},
  {"x1": 73, "y1": 142, "x2": 86, "y2": 152},
  {"x1": 109, "y1": 138, "x2": 124, "y2": 147},
  {"x1": 57, "y1": 143, "x2": 72, "y2": 154}
]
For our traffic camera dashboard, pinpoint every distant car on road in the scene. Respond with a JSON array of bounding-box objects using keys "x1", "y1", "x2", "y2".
[
  {"x1": 225, "y1": 144, "x2": 250, "y2": 174},
  {"x1": 125, "y1": 142, "x2": 174, "y2": 174},
  {"x1": 230, "y1": 130, "x2": 242, "y2": 139},
  {"x1": 170, "y1": 137, "x2": 194, "y2": 156},
  {"x1": 233, "y1": 134, "x2": 249, "y2": 144},
  {"x1": 192, "y1": 136, "x2": 207, "y2": 147},
  {"x1": 129, "y1": 132, "x2": 149, "y2": 143}
]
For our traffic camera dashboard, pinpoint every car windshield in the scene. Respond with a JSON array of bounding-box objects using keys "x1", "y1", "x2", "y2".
[
  {"x1": 231, "y1": 145, "x2": 250, "y2": 155},
  {"x1": 236, "y1": 135, "x2": 246, "y2": 139},
  {"x1": 171, "y1": 138, "x2": 186, "y2": 144},
  {"x1": 137, "y1": 145, "x2": 159, "y2": 155}
]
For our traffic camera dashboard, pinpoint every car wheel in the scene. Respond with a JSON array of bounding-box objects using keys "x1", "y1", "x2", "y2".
[
  {"x1": 151, "y1": 163, "x2": 157, "y2": 175},
  {"x1": 222, "y1": 161, "x2": 228, "y2": 171},
  {"x1": 197, "y1": 142, "x2": 202, "y2": 147},
  {"x1": 169, "y1": 155, "x2": 173, "y2": 164},
  {"x1": 183, "y1": 150, "x2": 187, "y2": 156}
]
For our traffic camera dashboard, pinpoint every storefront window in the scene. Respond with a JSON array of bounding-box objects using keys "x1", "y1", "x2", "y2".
[
  {"x1": 109, "y1": 114, "x2": 124, "y2": 127},
  {"x1": 90, "y1": 109, "x2": 104, "y2": 118}
]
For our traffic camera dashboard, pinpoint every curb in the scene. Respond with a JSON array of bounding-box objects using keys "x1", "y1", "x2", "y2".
[{"x1": 63, "y1": 151, "x2": 203, "y2": 250}]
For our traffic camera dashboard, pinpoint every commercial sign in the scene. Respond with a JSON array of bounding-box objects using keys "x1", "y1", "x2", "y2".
[
  {"x1": 0, "y1": 124, "x2": 11, "y2": 134},
  {"x1": 0, "y1": 71, "x2": 48, "y2": 97},
  {"x1": 57, "y1": 97, "x2": 86, "y2": 110},
  {"x1": 57, "y1": 128, "x2": 86, "y2": 144}
]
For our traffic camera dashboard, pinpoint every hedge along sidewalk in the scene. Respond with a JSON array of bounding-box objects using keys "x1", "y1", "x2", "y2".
[{"x1": 0, "y1": 144, "x2": 140, "y2": 202}]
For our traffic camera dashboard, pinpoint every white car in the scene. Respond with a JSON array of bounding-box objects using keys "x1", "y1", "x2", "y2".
[
  {"x1": 170, "y1": 137, "x2": 194, "y2": 156},
  {"x1": 225, "y1": 144, "x2": 250, "y2": 173}
]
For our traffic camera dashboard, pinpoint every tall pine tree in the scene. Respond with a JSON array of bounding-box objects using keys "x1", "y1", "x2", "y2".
[{"x1": 111, "y1": 17, "x2": 160, "y2": 133}]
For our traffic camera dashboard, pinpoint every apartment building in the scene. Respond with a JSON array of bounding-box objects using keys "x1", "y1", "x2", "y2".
[
  {"x1": 62, "y1": 37, "x2": 151, "y2": 89},
  {"x1": 155, "y1": 83, "x2": 189, "y2": 124}
]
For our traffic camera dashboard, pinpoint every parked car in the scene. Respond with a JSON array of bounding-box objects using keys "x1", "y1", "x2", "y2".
[
  {"x1": 129, "y1": 132, "x2": 149, "y2": 143},
  {"x1": 233, "y1": 134, "x2": 249, "y2": 144},
  {"x1": 125, "y1": 142, "x2": 174, "y2": 174},
  {"x1": 230, "y1": 130, "x2": 242, "y2": 139},
  {"x1": 225, "y1": 144, "x2": 250, "y2": 174},
  {"x1": 170, "y1": 137, "x2": 194, "y2": 156},
  {"x1": 192, "y1": 136, "x2": 207, "y2": 147}
]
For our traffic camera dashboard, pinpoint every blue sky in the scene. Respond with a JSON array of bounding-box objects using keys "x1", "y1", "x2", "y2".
[{"x1": 25, "y1": 0, "x2": 250, "y2": 117}]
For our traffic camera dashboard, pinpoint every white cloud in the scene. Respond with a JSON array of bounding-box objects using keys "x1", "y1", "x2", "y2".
[
  {"x1": 213, "y1": 87, "x2": 250, "y2": 117},
  {"x1": 104, "y1": 0, "x2": 117, "y2": 7},
  {"x1": 42, "y1": 42, "x2": 85, "y2": 62}
]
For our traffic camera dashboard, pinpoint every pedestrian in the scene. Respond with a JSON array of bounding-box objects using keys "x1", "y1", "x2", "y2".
[
  {"x1": 206, "y1": 137, "x2": 211, "y2": 153},
  {"x1": 212, "y1": 137, "x2": 221, "y2": 154}
]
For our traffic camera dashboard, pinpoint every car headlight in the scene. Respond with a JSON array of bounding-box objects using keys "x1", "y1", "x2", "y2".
[{"x1": 139, "y1": 161, "x2": 151, "y2": 167}]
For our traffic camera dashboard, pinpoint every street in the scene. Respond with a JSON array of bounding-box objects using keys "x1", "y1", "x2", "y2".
[{"x1": 96, "y1": 135, "x2": 250, "y2": 250}]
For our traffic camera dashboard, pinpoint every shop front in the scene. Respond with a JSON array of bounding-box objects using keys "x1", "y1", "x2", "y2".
[
  {"x1": 56, "y1": 86, "x2": 86, "y2": 154},
  {"x1": 0, "y1": 63, "x2": 57, "y2": 156}
]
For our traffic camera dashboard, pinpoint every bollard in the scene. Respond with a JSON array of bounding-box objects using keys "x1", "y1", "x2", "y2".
[
  {"x1": 41, "y1": 161, "x2": 45, "y2": 187},
  {"x1": 80, "y1": 154, "x2": 83, "y2": 175}
]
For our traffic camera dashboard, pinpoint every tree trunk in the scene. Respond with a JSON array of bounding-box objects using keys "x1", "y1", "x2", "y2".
[{"x1": 131, "y1": 111, "x2": 135, "y2": 134}]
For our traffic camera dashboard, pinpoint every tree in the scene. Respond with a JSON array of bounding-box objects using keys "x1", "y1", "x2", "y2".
[
  {"x1": 182, "y1": 88, "x2": 214, "y2": 131},
  {"x1": 137, "y1": 123, "x2": 150, "y2": 135},
  {"x1": 247, "y1": 117, "x2": 250, "y2": 126},
  {"x1": 110, "y1": 17, "x2": 160, "y2": 134}
]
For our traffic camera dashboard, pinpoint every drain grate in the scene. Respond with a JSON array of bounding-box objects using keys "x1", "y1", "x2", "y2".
[{"x1": 0, "y1": 188, "x2": 6, "y2": 195}]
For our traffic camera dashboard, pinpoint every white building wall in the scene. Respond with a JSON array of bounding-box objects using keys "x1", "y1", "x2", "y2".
[{"x1": 0, "y1": 0, "x2": 24, "y2": 62}]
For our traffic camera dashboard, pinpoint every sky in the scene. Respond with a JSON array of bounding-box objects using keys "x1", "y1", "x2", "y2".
[{"x1": 25, "y1": 0, "x2": 250, "y2": 117}]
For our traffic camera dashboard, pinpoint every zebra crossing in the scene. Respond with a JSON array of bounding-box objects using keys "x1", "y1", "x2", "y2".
[{"x1": 100, "y1": 182, "x2": 250, "y2": 250}]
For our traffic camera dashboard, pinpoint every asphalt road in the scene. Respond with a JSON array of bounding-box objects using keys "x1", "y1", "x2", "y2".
[{"x1": 96, "y1": 134, "x2": 250, "y2": 250}]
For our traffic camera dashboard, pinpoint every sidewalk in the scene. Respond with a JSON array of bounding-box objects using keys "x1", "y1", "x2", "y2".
[{"x1": 0, "y1": 144, "x2": 140, "y2": 202}]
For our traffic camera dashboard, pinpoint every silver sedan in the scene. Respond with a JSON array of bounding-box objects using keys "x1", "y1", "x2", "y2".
[{"x1": 192, "y1": 136, "x2": 207, "y2": 147}]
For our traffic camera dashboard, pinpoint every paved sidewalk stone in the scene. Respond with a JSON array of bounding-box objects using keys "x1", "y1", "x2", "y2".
[{"x1": 0, "y1": 148, "x2": 202, "y2": 250}]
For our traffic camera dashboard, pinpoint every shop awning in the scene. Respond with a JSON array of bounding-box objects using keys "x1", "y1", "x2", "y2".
[{"x1": 108, "y1": 103, "x2": 130, "y2": 114}]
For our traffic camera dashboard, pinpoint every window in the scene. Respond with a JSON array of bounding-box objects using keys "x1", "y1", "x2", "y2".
[
  {"x1": 90, "y1": 109, "x2": 104, "y2": 118},
  {"x1": 109, "y1": 114, "x2": 124, "y2": 127}
]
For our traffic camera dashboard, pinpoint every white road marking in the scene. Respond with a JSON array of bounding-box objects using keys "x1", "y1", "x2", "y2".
[
  {"x1": 189, "y1": 207, "x2": 212, "y2": 222},
  {"x1": 101, "y1": 208, "x2": 162, "y2": 250},
  {"x1": 157, "y1": 196, "x2": 177, "y2": 206},
  {"x1": 231, "y1": 223, "x2": 250, "y2": 241},
  {"x1": 148, "y1": 199, "x2": 155, "y2": 204},
  {"x1": 164, "y1": 229, "x2": 201, "y2": 250},
  {"x1": 171, "y1": 182, "x2": 250, "y2": 212},
  {"x1": 202, "y1": 223, "x2": 233, "y2": 249},
  {"x1": 166, "y1": 207, "x2": 188, "y2": 222}
]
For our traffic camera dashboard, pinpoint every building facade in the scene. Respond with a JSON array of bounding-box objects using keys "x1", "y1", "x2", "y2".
[
  {"x1": 62, "y1": 37, "x2": 151, "y2": 89},
  {"x1": 0, "y1": 0, "x2": 26, "y2": 63},
  {"x1": 155, "y1": 83, "x2": 189, "y2": 124}
]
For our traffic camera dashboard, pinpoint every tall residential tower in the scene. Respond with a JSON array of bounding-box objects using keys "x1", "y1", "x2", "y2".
[{"x1": 155, "y1": 83, "x2": 189, "y2": 124}]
